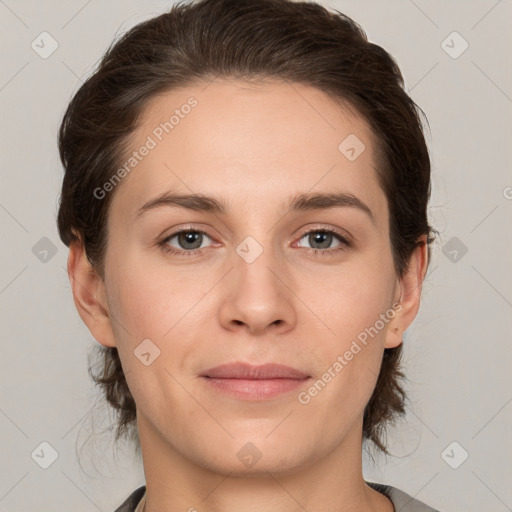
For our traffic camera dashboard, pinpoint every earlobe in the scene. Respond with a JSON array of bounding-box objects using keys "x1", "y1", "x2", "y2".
[
  {"x1": 384, "y1": 235, "x2": 429, "y2": 349},
  {"x1": 67, "y1": 239, "x2": 117, "y2": 348}
]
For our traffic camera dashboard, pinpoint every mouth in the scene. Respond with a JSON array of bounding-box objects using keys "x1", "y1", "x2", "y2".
[{"x1": 200, "y1": 362, "x2": 311, "y2": 401}]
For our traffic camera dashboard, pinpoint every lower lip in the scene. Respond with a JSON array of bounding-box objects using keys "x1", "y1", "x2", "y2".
[{"x1": 202, "y1": 377, "x2": 310, "y2": 400}]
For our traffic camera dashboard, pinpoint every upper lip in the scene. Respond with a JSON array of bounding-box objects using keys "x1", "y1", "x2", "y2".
[{"x1": 201, "y1": 363, "x2": 309, "y2": 380}]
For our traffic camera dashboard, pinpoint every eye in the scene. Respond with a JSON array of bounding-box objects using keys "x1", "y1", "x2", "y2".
[
  {"x1": 160, "y1": 229, "x2": 214, "y2": 255},
  {"x1": 158, "y1": 226, "x2": 351, "y2": 257},
  {"x1": 295, "y1": 228, "x2": 350, "y2": 255}
]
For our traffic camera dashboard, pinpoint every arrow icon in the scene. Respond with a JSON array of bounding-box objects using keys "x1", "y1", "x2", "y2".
[
  {"x1": 441, "y1": 441, "x2": 468, "y2": 469},
  {"x1": 236, "y1": 237, "x2": 263, "y2": 263},
  {"x1": 441, "y1": 31, "x2": 468, "y2": 59},
  {"x1": 32, "y1": 237, "x2": 58, "y2": 263},
  {"x1": 237, "y1": 441, "x2": 263, "y2": 467},
  {"x1": 338, "y1": 134, "x2": 365, "y2": 161},
  {"x1": 442, "y1": 236, "x2": 467, "y2": 263},
  {"x1": 31, "y1": 441, "x2": 59, "y2": 469},
  {"x1": 31, "y1": 31, "x2": 59, "y2": 59},
  {"x1": 134, "y1": 339, "x2": 161, "y2": 365}
]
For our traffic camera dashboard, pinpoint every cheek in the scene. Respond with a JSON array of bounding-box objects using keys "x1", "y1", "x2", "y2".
[
  {"x1": 298, "y1": 298, "x2": 391, "y2": 439},
  {"x1": 105, "y1": 264, "x2": 206, "y2": 421},
  {"x1": 301, "y1": 256, "x2": 396, "y2": 402},
  {"x1": 108, "y1": 255, "x2": 208, "y2": 340},
  {"x1": 314, "y1": 258, "x2": 396, "y2": 343},
  {"x1": 104, "y1": 255, "x2": 222, "y2": 400}
]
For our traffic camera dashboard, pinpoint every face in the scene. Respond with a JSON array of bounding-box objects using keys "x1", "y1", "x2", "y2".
[{"x1": 85, "y1": 78, "x2": 408, "y2": 476}]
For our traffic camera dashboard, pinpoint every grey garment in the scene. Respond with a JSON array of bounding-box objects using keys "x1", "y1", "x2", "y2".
[
  {"x1": 114, "y1": 486, "x2": 145, "y2": 512},
  {"x1": 367, "y1": 481, "x2": 441, "y2": 511},
  {"x1": 113, "y1": 482, "x2": 441, "y2": 512}
]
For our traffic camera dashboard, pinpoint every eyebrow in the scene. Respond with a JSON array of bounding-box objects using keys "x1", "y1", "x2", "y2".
[{"x1": 135, "y1": 190, "x2": 375, "y2": 223}]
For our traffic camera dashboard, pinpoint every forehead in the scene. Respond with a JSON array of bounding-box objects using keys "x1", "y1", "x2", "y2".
[{"x1": 109, "y1": 78, "x2": 386, "y2": 223}]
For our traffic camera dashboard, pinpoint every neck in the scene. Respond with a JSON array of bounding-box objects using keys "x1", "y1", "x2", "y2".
[{"x1": 137, "y1": 414, "x2": 393, "y2": 512}]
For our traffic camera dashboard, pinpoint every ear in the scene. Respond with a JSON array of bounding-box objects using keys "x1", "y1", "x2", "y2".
[
  {"x1": 67, "y1": 237, "x2": 117, "y2": 348},
  {"x1": 384, "y1": 235, "x2": 429, "y2": 349}
]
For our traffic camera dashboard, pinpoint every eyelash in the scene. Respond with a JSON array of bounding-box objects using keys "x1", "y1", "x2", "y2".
[{"x1": 158, "y1": 226, "x2": 351, "y2": 257}]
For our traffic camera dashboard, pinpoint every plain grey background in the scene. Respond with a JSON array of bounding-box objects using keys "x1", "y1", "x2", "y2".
[{"x1": 1, "y1": 0, "x2": 511, "y2": 511}]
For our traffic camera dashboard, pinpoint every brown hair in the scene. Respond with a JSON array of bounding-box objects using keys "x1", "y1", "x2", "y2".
[{"x1": 57, "y1": 0, "x2": 436, "y2": 454}]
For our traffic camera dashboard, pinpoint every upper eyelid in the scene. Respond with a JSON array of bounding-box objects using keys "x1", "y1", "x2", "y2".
[
  {"x1": 300, "y1": 224, "x2": 351, "y2": 239},
  {"x1": 294, "y1": 227, "x2": 352, "y2": 247},
  {"x1": 162, "y1": 226, "x2": 214, "y2": 242}
]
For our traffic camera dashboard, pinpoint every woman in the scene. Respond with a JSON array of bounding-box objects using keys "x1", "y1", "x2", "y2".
[{"x1": 57, "y1": 0, "x2": 439, "y2": 510}]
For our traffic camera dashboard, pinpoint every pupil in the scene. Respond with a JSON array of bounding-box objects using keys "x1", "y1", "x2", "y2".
[
  {"x1": 180, "y1": 232, "x2": 202, "y2": 249},
  {"x1": 311, "y1": 232, "x2": 331, "y2": 249}
]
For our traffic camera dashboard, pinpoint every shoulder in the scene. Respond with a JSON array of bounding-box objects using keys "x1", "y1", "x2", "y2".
[
  {"x1": 367, "y1": 481, "x2": 441, "y2": 511},
  {"x1": 112, "y1": 485, "x2": 146, "y2": 512}
]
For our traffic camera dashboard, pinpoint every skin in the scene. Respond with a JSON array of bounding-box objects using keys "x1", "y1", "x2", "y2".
[{"x1": 68, "y1": 78, "x2": 428, "y2": 512}]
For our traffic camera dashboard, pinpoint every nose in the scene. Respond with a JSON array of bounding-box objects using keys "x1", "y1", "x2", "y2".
[{"x1": 218, "y1": 244, "x2": 297, "y2": 336}]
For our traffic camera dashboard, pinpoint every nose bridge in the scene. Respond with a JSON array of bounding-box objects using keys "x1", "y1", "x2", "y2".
[
  {"x1": 218, "y1": 229, "x2": 297, "y2": 334},
  {"x1": 233, "y1": 232, "x2": 281, "y2": 294}
]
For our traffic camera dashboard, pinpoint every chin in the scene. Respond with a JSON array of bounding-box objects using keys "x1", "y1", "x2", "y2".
[
  {"x1": 202, "y1": 451, "x2": 311, "y2": 478},
  {"x1": 189, "y1": 433, "x2": 319, "y2": 478}
]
